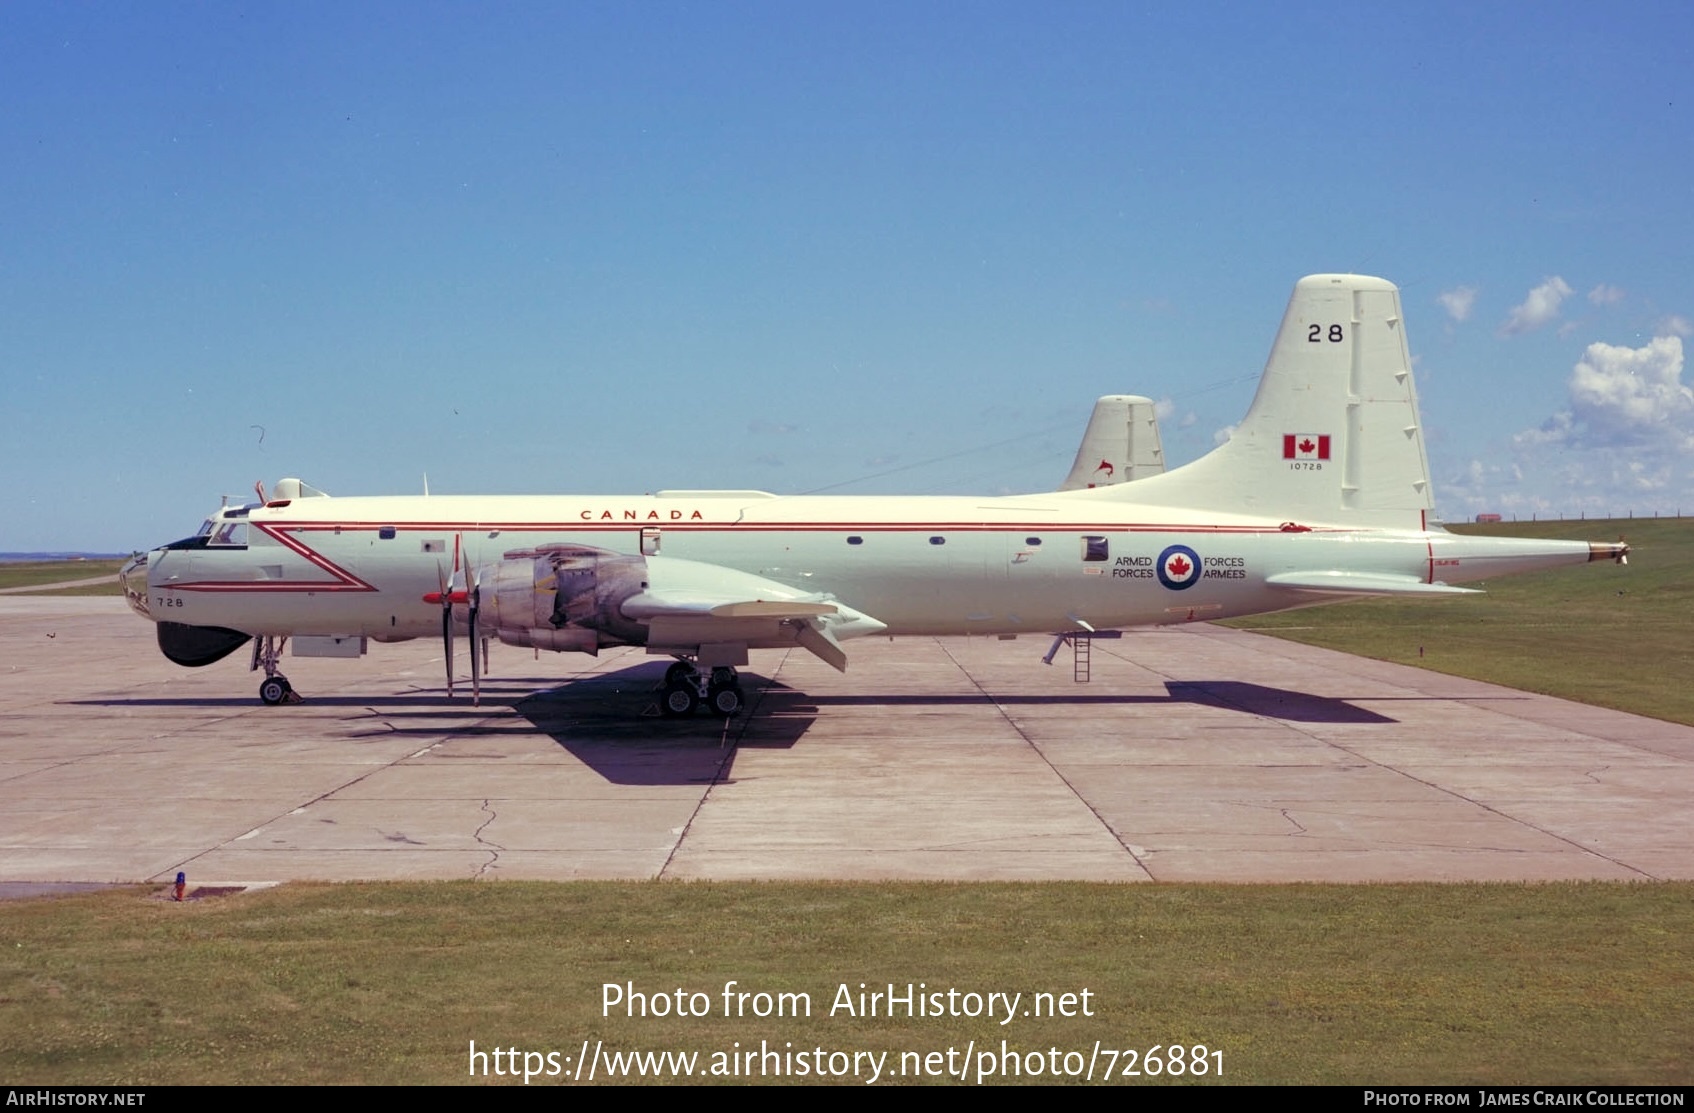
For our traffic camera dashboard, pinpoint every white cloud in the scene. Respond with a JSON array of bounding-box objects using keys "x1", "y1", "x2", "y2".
[
  {"x1": 1501, "y1": 276, "x2": 1574, "y2": 335},
  {"x1": 1657, "y1": 314, "x2": 1692, "y2": 338},
  {"x1": 1153, "y1": 396, "x2": 1175, "y2": 421},
  {"x1": 1588, "y1": 284, "x2": 1625, "y2": 306},
  {"x1": 1437, "y1": 286, "x2": 1477, "y2": 322},
  {"x1": 1514, "y1": 411, "x2": 1575, "y2": 448},
  {"x1": 1515, "y1": 335, "x2": 1694, "y2": 452},
  {"x1": 1568, "y1": 336, "x2": 1693, "y2": 447},
  {"x1": 1212, "y1": 424, "x2": 1237, "y2": 446},
  {"x1": 1179, "y1": 411, "x2": 1197, "y2": 429}
]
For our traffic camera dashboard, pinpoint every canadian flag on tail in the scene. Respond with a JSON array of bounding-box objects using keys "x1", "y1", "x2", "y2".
[{"x1": 1282, "y1": 434, "x2": 1331, "y2": 461}]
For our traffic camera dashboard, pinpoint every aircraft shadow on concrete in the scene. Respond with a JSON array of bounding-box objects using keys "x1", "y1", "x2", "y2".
[
  {"x1": 511, "y1": 663, "x2": 815, "y2": 786},
  {"x1": 70, "y1": 672, "x2": 1409, "y2": 731},
  {"x1": 805, "y1": 681, "x2": 1398, "y2": 724},
  {"x1": 69, "y1": 670, "x2": 1422, "y2": 787},
  {"x1": 1161, "y1": 681, "x2": 1397, "y2": 724},
  {"x1": 506, "y1": 667, "x2": 1401, "y2": 785}
]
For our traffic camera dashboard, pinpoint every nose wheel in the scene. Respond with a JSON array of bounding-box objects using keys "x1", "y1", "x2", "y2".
[{"x1": 259, "y1": 675, "x2": 294, "y2": 705}]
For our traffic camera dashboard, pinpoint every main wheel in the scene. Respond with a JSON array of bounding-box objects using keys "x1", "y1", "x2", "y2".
[
  {"x1": 258, "y1": 676, "x2": 291, "y2": 705},
  {"x1": 659, "y1": 681, "x2": 700, "y2": 717},
  {"x1": 665, "y1": 661, "x2": 695, "y2": 686},
  {"x1": 706, "y1": 684, "x2": 744, "y2": 717}
]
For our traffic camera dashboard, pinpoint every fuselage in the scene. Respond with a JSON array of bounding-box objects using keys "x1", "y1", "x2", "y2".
[{"x1": 121, "y1": 487, "x2": 1597, "y2": 645}]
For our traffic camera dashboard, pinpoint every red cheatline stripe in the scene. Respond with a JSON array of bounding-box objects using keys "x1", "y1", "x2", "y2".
[{"x1": 268, "y1": 520, "x2": 1352, "y2": 535}]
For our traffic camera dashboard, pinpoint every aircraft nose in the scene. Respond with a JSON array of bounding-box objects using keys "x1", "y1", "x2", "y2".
[{"x1": 119, "y1": 552, "x2": 151, "y2": 619}]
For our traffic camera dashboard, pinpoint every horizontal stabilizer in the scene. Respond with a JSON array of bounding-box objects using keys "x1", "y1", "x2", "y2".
[{"x1": 1266, "y1": 572, "x2": 1482, "y2": 598}]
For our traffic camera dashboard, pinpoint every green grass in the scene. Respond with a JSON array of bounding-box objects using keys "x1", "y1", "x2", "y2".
[
  {"x1": 0, "y1": 559, "x2": 124, "y2": 596},
  {"x1": 1228, "y1": 517, "x2": 1694, "y2": 725},
  {"x1": 1, "y1": 881, "x2": 1689, "y2": 1085}
]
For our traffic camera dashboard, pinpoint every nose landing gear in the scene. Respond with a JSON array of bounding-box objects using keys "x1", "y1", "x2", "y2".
[{"x1": 251, "y1": 636, "x2": 301, "y2": 705}]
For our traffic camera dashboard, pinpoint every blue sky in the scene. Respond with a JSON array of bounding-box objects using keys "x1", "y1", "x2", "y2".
[{"x1": 5, "y1": 3, "x2": 1692, "y2": 550}]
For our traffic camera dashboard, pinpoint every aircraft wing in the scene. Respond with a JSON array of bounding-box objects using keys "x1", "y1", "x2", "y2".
[
  {"x1": 1265, "y1": 572, "x2": 1483, "y2": 598},
  {"x1": 621, "y1": 594, "x2": 839, "y2": 621},
  {"x1": 620, "y1": 580, "x2": 885, "y2": 673}
]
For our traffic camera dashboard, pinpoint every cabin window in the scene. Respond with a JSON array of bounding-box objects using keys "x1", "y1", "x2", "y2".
[
  {"x1": 421, "y1": 539, "x2": 445, "y2": 554},
  {"x1": 379, "y1": 526, "x2": 397, "y2": 540},
  {"x1": 929, "y1": 536, "x2": 945, "y2": 546},
  {"x1": 1026, "y1": 536, "x2": 1042, "y2": 547},
  {"x1": 1082, "y1": 535, "x2": 1109, "y2": 562},
  {"x1": 847, "y1": 536, "x2": 863, "y2": 545},
  {"x1": 208, "y1": 521, "x2": 248, "y2": 548}
]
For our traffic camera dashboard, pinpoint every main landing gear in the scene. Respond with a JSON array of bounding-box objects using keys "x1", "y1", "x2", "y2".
[
  {"x1": 251, "y1": 635, "x2": 301, "y2": 706},
  {"x1": 660, "y1": 661, "x2": 745, "y2": 718}
]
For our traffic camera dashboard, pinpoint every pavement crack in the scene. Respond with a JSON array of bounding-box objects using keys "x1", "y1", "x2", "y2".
[
  {"x1": 472, "y1": 798, "x2": 503, "y2": 879},
  {"x1": 935, "y1": 639, "x2": 1158, "y2": 881},
  {"x1": 655, "y1": 651, "x2": 779, "y2": 879}
]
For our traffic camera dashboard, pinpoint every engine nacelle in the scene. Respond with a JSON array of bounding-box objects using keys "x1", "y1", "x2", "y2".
[{"x1": 481, "y1": 544, "x2": 649, "y2": 655}]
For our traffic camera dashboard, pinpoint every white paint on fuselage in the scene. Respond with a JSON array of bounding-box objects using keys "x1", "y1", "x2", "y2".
[{"x1": 139, "y1": 490, "x2": 1588, "y2": 643}]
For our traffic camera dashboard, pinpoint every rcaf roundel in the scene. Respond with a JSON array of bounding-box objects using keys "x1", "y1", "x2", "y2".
[
  {"x1": 1156, "y1": 544, "x2": 1202, "y2": 591},
  {"x1": 1283, "y1": 433, "x2": 1331, "y2": 460}
]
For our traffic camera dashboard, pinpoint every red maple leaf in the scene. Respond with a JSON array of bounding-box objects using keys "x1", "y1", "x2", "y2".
[
  {"x1": 1167, "y1": 555, "x2": 1191, "y2": 577},
  {"x1": 1299, "y1": 438, "x2": 1316, "y2": 454}
]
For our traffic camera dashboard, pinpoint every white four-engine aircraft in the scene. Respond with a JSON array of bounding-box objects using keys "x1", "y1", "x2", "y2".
[{"x1": 119, "y1": 275, "x2": 1627, "y2": 714}]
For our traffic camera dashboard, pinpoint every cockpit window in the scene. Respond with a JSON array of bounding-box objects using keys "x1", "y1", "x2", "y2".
[{"x1": 209, "y1": 521, "x2": 248, "y2": 548}]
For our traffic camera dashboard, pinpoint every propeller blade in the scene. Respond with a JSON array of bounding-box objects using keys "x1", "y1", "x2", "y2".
[
  {"x1": 440, "y1": 560, "x2": 456, "y2": 698},
  {"x1": 468, "y1": 578, "x2": 482, "y2": 707},
  {"x1": 443, "y1": 606, "x2": 455, "y2": 698}
]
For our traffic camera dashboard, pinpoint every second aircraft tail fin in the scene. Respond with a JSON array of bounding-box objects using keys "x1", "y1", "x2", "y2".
[{"x1": 1057, "y1": 395, "x2": 1166, "y2": 491}]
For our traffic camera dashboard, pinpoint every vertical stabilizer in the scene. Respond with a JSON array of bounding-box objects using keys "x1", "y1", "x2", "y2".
[
  {"x1": 1058, "y1": 395, "x2": 1166, "y2": 490},
  {"x1": 1088, "y1": 275, "x2": 1433, "y2": 529}
]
